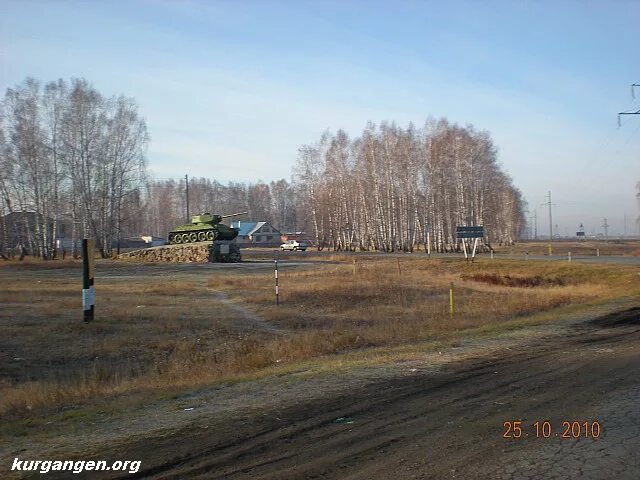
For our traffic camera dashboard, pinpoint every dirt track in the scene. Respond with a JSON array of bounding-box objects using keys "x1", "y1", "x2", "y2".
[{"x1": 88, "y1": 307, "x2": 640, "y2": 480}]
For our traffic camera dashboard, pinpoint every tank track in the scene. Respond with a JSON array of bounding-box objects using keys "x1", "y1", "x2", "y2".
[{"x1": 168, "y1": 229, "x2": 218, "y2": 244}]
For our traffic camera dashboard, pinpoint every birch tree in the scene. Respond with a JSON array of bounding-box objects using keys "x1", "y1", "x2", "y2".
[
  {"x1": 0, "y1": 77, "x2": 148, "y2": 258},
  {"x1": 293, "y1": 119, "x2": 525, "y2": 251}
]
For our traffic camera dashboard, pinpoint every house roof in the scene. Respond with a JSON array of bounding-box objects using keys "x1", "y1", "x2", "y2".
[
  {"x1": 230, "y1": 221, "x2": 256, "y2": 236},
  {"x1": 231, "y1": 221, "x2": 281, "y2": 237}
]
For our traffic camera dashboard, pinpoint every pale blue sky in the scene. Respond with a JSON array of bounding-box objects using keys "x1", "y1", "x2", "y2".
[{"x1": 1, "y1": 0, "x2": 639, "y2": 236}]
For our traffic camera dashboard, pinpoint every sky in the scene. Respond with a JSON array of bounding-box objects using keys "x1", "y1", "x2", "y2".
[{"x1": 1, "y1": 0, "x2": 639, "y2": 237}]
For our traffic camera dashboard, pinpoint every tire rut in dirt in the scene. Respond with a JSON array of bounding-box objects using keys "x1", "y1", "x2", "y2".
[
  {"x1": 589, "y1": 307, "x2": 640, "y2": 327},
  {"x1": 109, "y1": 315, "x2": 640, "y2": 480}
]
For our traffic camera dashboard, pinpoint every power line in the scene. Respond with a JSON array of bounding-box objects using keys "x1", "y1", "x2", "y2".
[
  {"x1": 526, "y1": 209, "x2": 537, "y2": 240},
  {"x1": 624, "y1": 122, "x2": 640, "y2": 144},
  {"x1": 617, "y1": 82, "x2": 640, "y2": 127},
  {"x1": 541, "y1": 191, "x2": 556, "y2": 240}
]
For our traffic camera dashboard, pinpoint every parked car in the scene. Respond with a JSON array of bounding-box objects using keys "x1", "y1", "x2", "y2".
[{"x1": 280, "y1": 240, "x2": 308, "y2": 251}]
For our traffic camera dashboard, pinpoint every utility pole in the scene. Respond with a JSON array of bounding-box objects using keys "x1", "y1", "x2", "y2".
[
  {"x1": 185, "y1": 174, "x2": 190, "y2": 222},
  {"x1": 617, "y1": 83, "x2": 640, "y2": 126},
  {"x1": 602, "y1": 218, "x2": 609, "y2": 240},
  {"x1": 529, "y1": 215, "x2": 534, "y2": 240},
  {"x1": 542, "y1": 191, "x2": 554, "y2": 240}
]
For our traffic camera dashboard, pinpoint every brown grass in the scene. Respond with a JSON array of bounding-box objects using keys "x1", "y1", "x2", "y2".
[
  {"x1": 497, "y1": 240, "x2": 640, "y2": 257},
  {"x1": 1, "y1": 256, "x2": 638, "y2": 416}
]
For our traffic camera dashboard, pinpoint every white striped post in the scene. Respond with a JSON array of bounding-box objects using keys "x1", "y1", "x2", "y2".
[
  {"x1": 82, "y1": 238, "x2": 95, "y2": 322},
  {"x1": 274, "y1": 259, "x2": 279, "y2": 306}
]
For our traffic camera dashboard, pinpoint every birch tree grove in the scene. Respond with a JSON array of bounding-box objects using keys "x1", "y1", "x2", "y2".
[
  {"x1": 0, "y1": 77, "x2": 527, "y2": 257},
  {"x1": 294, "y1": 120, "x2": 526, "y2": 251},
  {"x1": 0, "y1": 77, "x2": 148, "y2": 258},
  {"x1": 142, "y1": 178, "x2": 298, "y2": 238}
]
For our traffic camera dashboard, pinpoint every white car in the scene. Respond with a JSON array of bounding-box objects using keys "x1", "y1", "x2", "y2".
[{"x1": 280, "y1": 240, "x2": 308, "y2": 251}]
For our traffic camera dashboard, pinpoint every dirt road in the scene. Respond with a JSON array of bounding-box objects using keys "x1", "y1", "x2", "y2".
[{"x1": 87, "y1": 307, "x2": 640, "y2": 480}]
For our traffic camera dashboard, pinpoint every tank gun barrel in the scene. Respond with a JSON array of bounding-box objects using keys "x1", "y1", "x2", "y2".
[{"x1": 221, "y1": 211, "x2": 248, "y2": 219}]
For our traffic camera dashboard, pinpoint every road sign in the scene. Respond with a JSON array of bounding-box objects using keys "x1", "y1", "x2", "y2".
[
  {"x1": 455, "y1": 226, "x2": 484, "y2": 239},
  {"x1": 456, "y1": 226, "x2": 484, "y2": 262}
]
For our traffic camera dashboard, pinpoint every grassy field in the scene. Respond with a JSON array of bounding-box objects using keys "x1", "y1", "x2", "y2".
[
  {"x1": 497, "y1": 239, "x2": 640, "y2": 256},
  {"x1": 1, "y1": 255, "x2": 639, "y2": 418}
]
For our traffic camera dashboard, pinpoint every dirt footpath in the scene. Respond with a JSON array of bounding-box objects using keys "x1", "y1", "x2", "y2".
[{"x1": 88, "y1": 307, "x2": 639, "y2": 480}]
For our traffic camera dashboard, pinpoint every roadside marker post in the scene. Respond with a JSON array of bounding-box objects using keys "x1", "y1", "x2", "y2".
[
  {"x1": 396, "y1": 257, "x2": 402, "y2": 276},
  {"x1": 353, "y1": 258, "x2": 357, "y2": 276},
  {"x1": 82, "y1": 238, "x2": 95, "y2": 322},
  {"x1": 274, "y1": 259, "x2": 279, "y2": 306},
  {"x1": 568, "y1": 251, "x2": 572, "y2": 262},
  {"x1": 490, "y1": 250, "x2": 494, "y2": 259},
  {"x1": 597, "y1": 248, "x2": 600, "y2": 257}
]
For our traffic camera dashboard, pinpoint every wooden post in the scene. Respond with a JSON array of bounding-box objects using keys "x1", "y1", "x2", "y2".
[
  {"x1": 82, "y1": 238, "x2": 95, "y2": 322},
  {"x1": 274, "y1": 259, "x2": 279, "y2": 306},
  {"x1": 396, "y1": 257, "x2": 402, "y2": 276},
  {"x1": 471, "y1": 237, "x2": 478, "y2": 262}
]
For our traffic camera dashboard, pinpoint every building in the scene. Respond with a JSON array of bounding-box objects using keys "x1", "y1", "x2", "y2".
[
  {"x1": 230, "y1": 221, "x2": 282, "y2": 246},
  {"x1": 1, "y1": 211, "x2": 72, "y2": 254}
]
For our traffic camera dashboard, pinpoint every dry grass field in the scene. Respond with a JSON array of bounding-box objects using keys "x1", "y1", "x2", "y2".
[
  {"x1": 1, "y1": 255, "x2": 638, "y2": 420},
  {"x1": 496, "y1": 239, "x2": 640, "y2": 256}
]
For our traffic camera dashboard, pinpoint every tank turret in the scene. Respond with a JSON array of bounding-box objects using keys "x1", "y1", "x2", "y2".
[{"x1": 168, "y1": 211, "x2": 247, "y2": 244}]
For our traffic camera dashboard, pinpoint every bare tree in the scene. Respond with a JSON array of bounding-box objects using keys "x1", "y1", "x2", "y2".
[
  {"x1": 293, "y1": 120, "x2": 525, "y2": 252},
  {"x1": 0, "y1": 77, "x2": 148, "y2": 258}
]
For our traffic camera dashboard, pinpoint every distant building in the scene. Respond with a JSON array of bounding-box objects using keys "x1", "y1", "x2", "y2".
[
  {"x1": 230, "y1": 221, "x2": 282, "y2": 246},
  {"x1": 1, "y1": 211, "x2": 72, "y2": 253},
  {"x1": 141, "y1": 235, "x2": 166, "y2": 247},
  {"x1": 112, "y1": 235, "x2": 166, "y2": 249}
]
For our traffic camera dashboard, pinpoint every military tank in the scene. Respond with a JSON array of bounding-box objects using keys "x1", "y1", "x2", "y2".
[{"x1": 168, "y1": 212, "x2": 247, "y2": 244}]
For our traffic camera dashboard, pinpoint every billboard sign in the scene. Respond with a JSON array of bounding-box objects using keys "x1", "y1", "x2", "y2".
[{"x1": 455, "y1": 226, "x2": 484, "y2": 239}]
